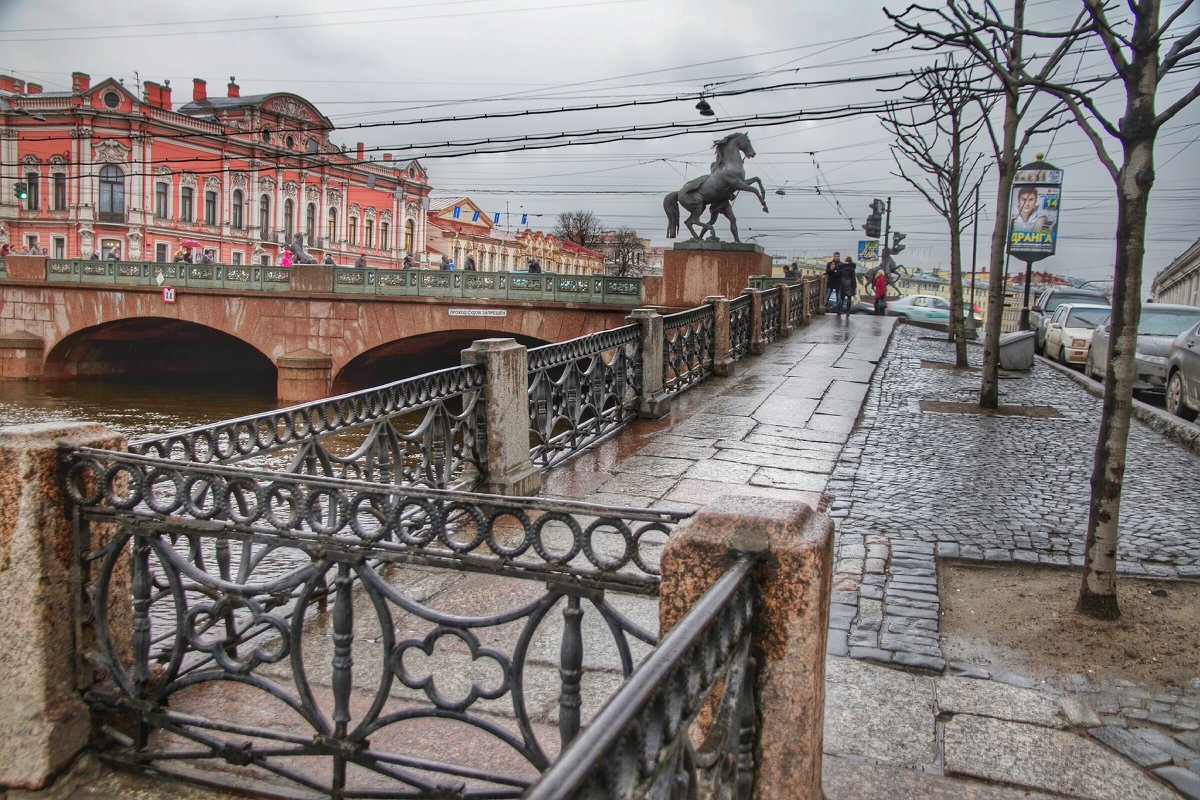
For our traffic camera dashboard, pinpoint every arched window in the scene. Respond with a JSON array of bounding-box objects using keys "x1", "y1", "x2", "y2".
[
  {"x1": 180, "y1": 186, "x2": 194, "y2": 222},
  {"x1": 231, "y1": 189, "x2": 245, "y2": 229},
  {"x1": 348, "y1": 217, "x2": 358, "y2": 246},
  {"x1": 98, "y1": 164, "x2": 125, "y2": 221},
  {"x1": 405, "y1": 219, "x2": 414, "y2": 254},
  {"x1": 306, "y1": 203, "x2": 316, "y2": 244},
  {"x1": 283, "y1": 199, "x2": 294, "y2": 239},
  {"x1": 258, "y1": 195, "x2": 270, "y2": 237},
  {"x1": 327, "y1": 208, "x2": 337, "y2": 242}
]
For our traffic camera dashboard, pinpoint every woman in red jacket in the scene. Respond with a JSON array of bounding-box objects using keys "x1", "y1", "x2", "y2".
[{"x1": 873, "y1": 270, "x2": 888, "y2": 315}]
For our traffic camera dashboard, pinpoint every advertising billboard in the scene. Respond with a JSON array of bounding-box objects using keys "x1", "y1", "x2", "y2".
[
  {"x1": 1008, "y1": 162, "x2": 1063, "y2": 262},
  {"x1": 858, "y1": 239, "x2": 880, "y2": 269}
]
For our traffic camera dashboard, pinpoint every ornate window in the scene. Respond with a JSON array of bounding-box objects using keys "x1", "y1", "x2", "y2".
[
  {"x1": 306, "y1": 203, "x2": 316, "y2": 244},
  {"x1": 327, "y1": 208, "x2": 337, "y2": 242},
  {"x1": 98, "y1": 164, "x2": 125, "y2": 221},
  {"x1": 365, "y1": 218, "x2": 374, "y2": 248},
  {"x1": 180, "y1": 186, "x2": 194, "y2": 222},
  {"x1": 53, "y1": 173, "x2": 67, "y2": 211},
  {"x1": 348, "y1": 216, "x2": 358, "y2": 246},
  {"x1": 379, "y1": 222, "x2": 389, "y2": 250},
  {"x1": 155, "y1": 182, "x2": 168, "y2": 218},
  {"x1": 258, "y1": 195, "x2": 270, "y2": 236},
  {"x1": 24, "y1": 171, "x2": 39, "y2": 210},
  {"x1": 232, "y1": 189, "x2": 245, "y2": 229},
  {"x1": 204, "y1": 190, "x2": 217, "y2": 225},
  {"x1": 405, "y1": 219, "x2": 414, "y2": 254},
  {"x1": 283, "y1": 199, "x2": 294, "y2": 239}
]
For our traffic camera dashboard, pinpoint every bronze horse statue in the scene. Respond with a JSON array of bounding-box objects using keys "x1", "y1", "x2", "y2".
[{"x1": 664, "y1": 132, "x2": 768, "y2": 243}]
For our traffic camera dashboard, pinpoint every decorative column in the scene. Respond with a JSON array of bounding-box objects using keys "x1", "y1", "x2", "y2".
[
  {"x1": 0, "y1": 422, "x2": 130, "y2": 789},
  {"x1": 660, "y1": 495, "x2": 833, "y2": 800},
  {"x1": 706, "y1": 295, "x2": 734, "y2": 377},
  {"x1": 461, "y1": 338, "x2": 541, "y2": 496},
  {"x1": 743, "y1": 288, "x2": 764, "y2": 354},
  {"x1": 778, "y1": 284, "x2": 793, "y2": 337},
  {"x1": 626, "y1": 308, "x2": 669, "y2": 419},
  {"x1": 276, "y1": 348, "x2": 332, "y2": 404}
]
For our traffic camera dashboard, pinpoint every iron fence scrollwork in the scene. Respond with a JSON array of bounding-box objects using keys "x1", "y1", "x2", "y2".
[
  {"x1": 661, "y1": 306, "x2": 715, "y2": 397},
  {"x1": 728, "y1": 294, "x2": 752, "y2": 362},
  {"x1": 759, "y1": 287, "x2": 781, "y2": 344}
]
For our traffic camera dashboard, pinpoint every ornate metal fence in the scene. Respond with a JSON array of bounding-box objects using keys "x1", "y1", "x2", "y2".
[
  {"x1": 527, "y1": 325, "x2": 642, "y2": 470},
  {"x1": 661, "y1": 305, "x2": 715, "y2": 397},
  {"x1": 128, "y1": 365, "x2": 484, "y2": 490},
  {"x1": 728, "y1": 294, "x2": 752, "y2": 362},
  {"x1": 66, "y1": 447, "x2": 691, "y2": 799},
  {"x1": 788, "y1": 281, "x2": 805, "y2": 327},
  {"x1": 524, "y1": 554, "x2": 759, "y2": 799},
  {"x1": 760, "y1": 287, "x2": 782, "y2": 344}
]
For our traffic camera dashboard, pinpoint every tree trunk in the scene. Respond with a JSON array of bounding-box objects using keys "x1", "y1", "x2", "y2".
[
  {"x1": 979, "y1": 91, "x2": 1020, "y2": 408},
  {"x1": 948, "y1": 206, "x2": 968, "y2": 366},
  {"x1": 1078, "y1": 55, "x2": 1158, "y2": 620}
]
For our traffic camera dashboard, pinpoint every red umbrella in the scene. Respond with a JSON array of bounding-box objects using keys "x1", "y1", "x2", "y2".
[{"x1": 178, "y1": 239, "x2": 202, "y2": 249}]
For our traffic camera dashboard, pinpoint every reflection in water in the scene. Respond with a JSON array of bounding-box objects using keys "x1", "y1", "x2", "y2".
[{"x1": 0, "y1": 378, "x2": 280, "y2": 437}]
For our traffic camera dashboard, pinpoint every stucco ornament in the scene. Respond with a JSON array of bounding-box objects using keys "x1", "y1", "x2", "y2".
[
  {"x1": 93, "y1": 140, "x2": 131, "y2": 164},
  {"x1": 283, "y1": 181, "x2": 299, "y2": 198},
  {"x1": 258, "y1": 176, "x2": 276, "y2": 192}
]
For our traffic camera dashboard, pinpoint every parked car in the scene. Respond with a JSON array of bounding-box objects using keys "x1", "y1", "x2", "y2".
[
  {"x1": 1043, "y1": 303, "x2": 1111, "y2": 367},
  {"x1": 886, "y1": 294, "x2": 982, "y2": 326},
  {"x1": 1031, "y1": 287, "x2": 1110, "y2": 353},
  {"x1": 1086, "y1": 304, "x2": 1200, "y2": 394},
  {"x1": 1166, "y1": 319, "x2": 1200, "y2": 421}
]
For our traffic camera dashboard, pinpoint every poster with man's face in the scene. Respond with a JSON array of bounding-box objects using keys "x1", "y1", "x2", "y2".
[{"x1": 1008, "y1": 168, "x2": 1063, "y2": 261}]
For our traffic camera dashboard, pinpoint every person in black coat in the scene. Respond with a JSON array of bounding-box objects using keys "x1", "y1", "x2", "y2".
[{"x1": 836, "y1": 256, "x2": 857, "y2": 315}]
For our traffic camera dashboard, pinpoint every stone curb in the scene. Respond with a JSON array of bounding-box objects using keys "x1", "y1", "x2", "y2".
[{"x1": 1038, "y1": 354, "x2": 1200, "y2": 457}]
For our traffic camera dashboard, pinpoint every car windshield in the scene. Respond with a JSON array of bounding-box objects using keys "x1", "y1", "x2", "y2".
[
  {"x1": 1138, "y1": 309, "x2": 1200, "y2": 336},
  {"x1": 1066, "y1": 308, "x2": 1111, "y2": 329}
]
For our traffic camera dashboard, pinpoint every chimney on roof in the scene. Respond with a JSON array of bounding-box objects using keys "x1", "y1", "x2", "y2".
[
  {"x1": 161, "y1": 79, "x2": 172, "y2": 110},
  {"x1": 192, "y1": 78, "x2": 207, "y2": 102},
  {"x1": 383, "y1": 153, "x2": 392, "y2": 162},
  {"x1": 356, "y1": 142, "x2": 365, "y2": 160},
  {"x1": 227, "y1": 76, "x2": 239, "y2": 98},
  {"x1": 26, "y1": 83, "x2": 42, "y2": 95},
  {"x1": 143, "y1": 81, "x2": 160, "y2": 107},
  {"x1": 71, "y1": 72, "x2": 91, "y2": 93},
  {"x1": 0, "y1": 75, "x2": 18, "y2": 94}
]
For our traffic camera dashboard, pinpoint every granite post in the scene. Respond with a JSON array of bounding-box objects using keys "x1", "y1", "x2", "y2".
[
  {"x1": 778, "y1": 284, "x2": 793, "y2": 338},
  {"x1": 0, "y1": 423, "x2": 130, "y2": 789},
  {"x1": 461, "y1": 338, "x2": 542, "y2": 496},
  {"x1": 626, "y1": 308, "x2": 670, "y2": 418},
  {"x1": 706, "y1": 296, "x2": 734, "y2": 377},
  {"x1": 660, "y1": 495, "x2": 833, "y2": 800},
  {"x1": 661, "y1": 243, "x2": 773, "y2": 308},
  {"x1": 743, "y1": 288, "x2": 765, "y2": 355}
]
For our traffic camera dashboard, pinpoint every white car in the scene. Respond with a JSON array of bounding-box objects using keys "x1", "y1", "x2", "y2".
[{"x1": 1043, "y1": 303, "x2": 1112, "y2": 367}]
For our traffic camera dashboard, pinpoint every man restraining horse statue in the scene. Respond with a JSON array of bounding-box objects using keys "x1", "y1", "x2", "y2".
[{"x1": 664, "y1": 131, "x2": 768, "y2": 243}]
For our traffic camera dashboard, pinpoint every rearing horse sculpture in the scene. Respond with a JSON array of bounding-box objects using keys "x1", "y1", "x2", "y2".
[{"x1": 664, "y1": 132, "x2": 768, "y2": 243}]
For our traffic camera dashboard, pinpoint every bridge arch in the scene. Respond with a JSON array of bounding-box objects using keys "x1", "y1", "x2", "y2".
[
  {"x1": 44, "y1": 316, "x2": 276, "y2": 391},
  {"x1": 333, "y1": 328, "x2": 549, "y2": 394}
]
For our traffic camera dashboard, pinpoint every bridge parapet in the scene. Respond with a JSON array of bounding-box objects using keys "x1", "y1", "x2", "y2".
[{"x1": 20, "y1": 259, "x2": 645, "y2": 305}]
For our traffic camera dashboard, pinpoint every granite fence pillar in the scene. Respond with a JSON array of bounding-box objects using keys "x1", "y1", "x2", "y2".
[
  {"x1": 461, "y1": 338, "x2": 541, "y2": 496},
  {"x1": 743, "y1": 288, "x2": 764, "y2": 355},
  {"x1": 705, "y1": 295, "x2": 734, "y2": 377},
  {"x1": 778, "y1": 284, "x2": 793, "y2": 338},
  {"x1": 660, "y1": 495, "x2": 834, "y2": 800},
  {"x1": 626, "y1": 308, "x2": 670, "y2": 419},
  {"x1": 0, "y1": 422, "x2": 130, "y2": 789}
]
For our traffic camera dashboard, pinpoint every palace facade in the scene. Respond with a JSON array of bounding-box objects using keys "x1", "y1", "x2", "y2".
[{"x1": 0, "y1": 71, "x2": 431, "y2": 266}]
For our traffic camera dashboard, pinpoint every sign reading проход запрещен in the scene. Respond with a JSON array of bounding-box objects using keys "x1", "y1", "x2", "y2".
[{"x1": 448, "y1": 309, "x2": 507, "y2": 317}]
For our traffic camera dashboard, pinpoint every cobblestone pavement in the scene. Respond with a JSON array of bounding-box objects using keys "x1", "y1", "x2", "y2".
[{"x1": 827, "y1": 323, "x2": 1200, "y2": 798}]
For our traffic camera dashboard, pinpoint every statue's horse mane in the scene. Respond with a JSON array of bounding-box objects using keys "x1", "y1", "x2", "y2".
[{"x1": 712, "y1": 132, "x2": 745, "y2": 167}]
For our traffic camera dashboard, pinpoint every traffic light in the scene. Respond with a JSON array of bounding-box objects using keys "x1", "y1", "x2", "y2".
[
  {"x1": 891, "y1": 232, "x2": 906, "y2": 254},
  {"x1": 863, "y1": 199, "x2": 884, "y2": 239},
  {"x1": 13, "y1": 182, "x2": 28, "y2": 201}
]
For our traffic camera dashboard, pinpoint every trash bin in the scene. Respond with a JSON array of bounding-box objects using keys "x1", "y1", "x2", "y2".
[{"x1": 998, "y1": 330, "x2": 1036, "y2": 370}]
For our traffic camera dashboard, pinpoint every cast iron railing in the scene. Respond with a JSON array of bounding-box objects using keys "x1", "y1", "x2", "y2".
[
  {"x1": 728, "y1": 294, "x2": 752, "y2": 362},
  {"x1": 525, "y1": 554, "x2": 759, "y2": 799},
  {"x1": 527, "y1": 325, "x2": 642, "y2": 470},
  {"x1": 661, "y1": 305, "x2": 716, "y2": 397},
  {"x1": 788, "y1": 281, "x2": 804, "y2": 327},
  {"x1": 806, "y1": 276, "x2": 823, "y2": 317},
  {"x1": 128, "y1": 365, "x2": 484, "y2": 490},
  {"x1": 760, "y1": 287, "x2": 781, "y2": 344},
  {"x1": 66, "y1": 448, "x2": 691, "y2": 799}
]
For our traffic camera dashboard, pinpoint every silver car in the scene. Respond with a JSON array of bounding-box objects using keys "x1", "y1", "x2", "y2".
[
  {"x1": 1166, "y1": 320, "x2": 1200, "y2": 421},
  {"x1": 1087, "y1": 304, "x2": 1200, "y2": 394},
  {"x1": 1031, "y1": 287, "x2": 1110, "y2": 354}
]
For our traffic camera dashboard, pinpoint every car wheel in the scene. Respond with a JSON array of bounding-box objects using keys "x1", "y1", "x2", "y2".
[
  {"x1": 1034, "y1": 334, "x2": 1044, "y2": 355},
  {"x1": 1085, "y1": 352, "x2": 1099, "y2": 381},
  {"x1": 1166, "y1": 372, "x2": 1198, "y2": 422},
  {"x1": 1056, "y1": 344, "x2": 1069, "y2": 366}
]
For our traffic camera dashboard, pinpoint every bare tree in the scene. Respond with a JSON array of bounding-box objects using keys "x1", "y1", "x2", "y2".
[
  {"x1": 885, "y1": 0, "x2": 1085, "y2": 408},
  {"x1": 889, "y1": 0, "x2": 1200, "y2": 619},
  {"x1": 605, "y1": 227, "x2": 649, "y2": 277},
  {"x1": 554, "y1": 210, "x2": 604, "y2": 251},
  {"x1": 881, "y1": 57, "x2": 992, "y2": 367}
]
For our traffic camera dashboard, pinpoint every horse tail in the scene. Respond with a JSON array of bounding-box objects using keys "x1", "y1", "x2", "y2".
[{"x1": 664, "y1": 191, "x2": 680, "y2": 238}]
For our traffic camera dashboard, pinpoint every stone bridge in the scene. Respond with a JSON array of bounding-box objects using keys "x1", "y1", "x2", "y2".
[{"x1": 0, "y1": 256, "x2": 642, "y2": 401}]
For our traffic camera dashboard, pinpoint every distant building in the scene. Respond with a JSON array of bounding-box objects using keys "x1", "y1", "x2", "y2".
[
  {"x1": 1151, "y1": 239, "x2": 1200, "y2": 306},
  {"x1": 0, "y1": 71, "x2": 430, "y2": 264},
  {"x1": 426, "y1": 196, "x2": 604, "y2": 273}
]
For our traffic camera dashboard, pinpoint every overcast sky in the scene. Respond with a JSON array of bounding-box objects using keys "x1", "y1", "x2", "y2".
[{"x1": 3, "y1": 0, "x2": 1198, "y2": 291}]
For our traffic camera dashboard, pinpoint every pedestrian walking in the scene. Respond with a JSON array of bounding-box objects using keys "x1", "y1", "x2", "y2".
[
  {"x1": 873, "y1": 269, "x2": 888, "y2": 315},
  {"x1": 403, "y1": 254, "x2": 414, "y2": 269},
  {"x1": 439, "y1": 255, "x2": 450, "y2": 270},
  {"x1": 281, "y1": 249, "x2": 294, "y2": 267},
  {"x1": 825, "y1": 252, "x2": 841, "y2": 312},
  {"x1": 354, "y1": 253, "x2": 367, "y2": 269},
  {"x1": 465, "y1": 254, "x2": 476, "y2": 271},
  {"x1": 836, "y1": 255, "x2": 857, "y2": 316},
  {"x1": 323, "y1": 254, "x2": 336, "y2": 265}
]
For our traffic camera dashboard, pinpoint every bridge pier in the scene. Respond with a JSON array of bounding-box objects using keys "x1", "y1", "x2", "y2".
[
  {"x1": 276, "y1": 349, "x2": 333, "y2": 404},
  {"x1": 0, "y1": 331, "x2": 43, "y2": 379}
]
